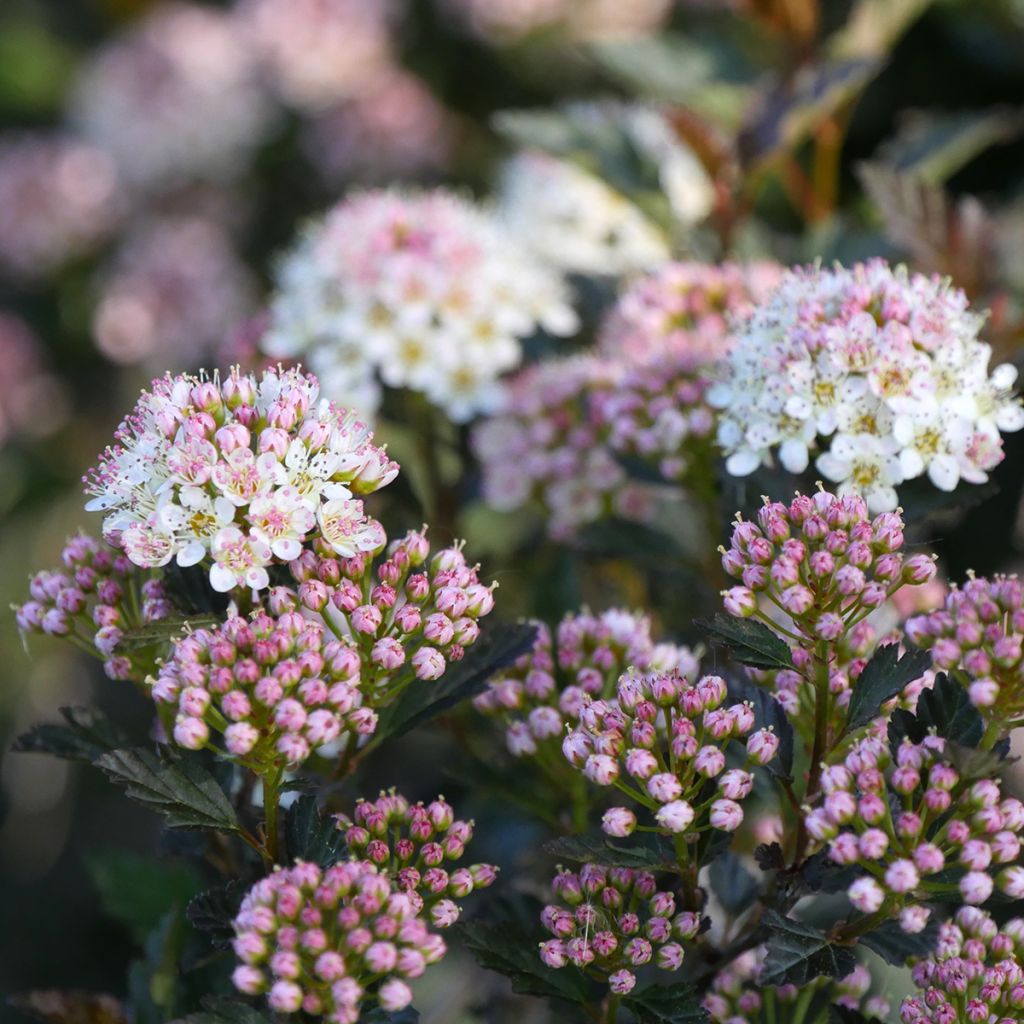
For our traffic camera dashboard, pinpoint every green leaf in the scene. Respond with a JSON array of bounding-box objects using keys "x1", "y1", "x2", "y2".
[
  {"x1": 858, "y1": 916, "x2": 940, "y2": 966},
  {"x1": 888, "y1": 672, "x2": 984, "y2": 752},
  {"x1": 828, "y1": 0, "x2": 935, "y2": 59},
  {"x1": 622, "y1": 981, "x2": 710, "y2": 1024},
  {"x1": 455, "y1": 919, "x2": 594, "y2": 1007},
  {"x1": 694, "y1": 615, "x2": 793, "y2": 671},
  {"x1": 845, "y1": 644, "x2": 932, "y2": 731},
  {"x1": 94, "y1": 748, "x2": 239, "y2": 832},
  {"x1": 359, "y1": 1010, "x2": 420, "y2": 1024},
  {"x1": 708, "y1": 852, "x2": 759, "y2": 916},
  {"x1": 760, "y1": 910, "x2": 858, "y2": 987},
  {"x1": 542, "y1": 833, "x2": 676, "y2": 870},
  {"x1": 283, "y1": 793, "x2": 345, "y2": 867},
  {"x1": 726, "y1": 675, "x2": 794, "y2": 779},
  {"x1": 943, "y1": 741, "x2": 1014, "y2": 782},
  {"x1": 175, "y1": 997, "x2": 275, "y2": 1024},
  {"x1": 127, "y1": 911, "x2": 186, "y2": 1024},
  {"x1": 87, "y1": 851, "x2": 203, "y2": 942},
  {"x1": 12, "y1": 706, "x2": 129, "y2": 763},
  {"x1": 372, "y1": 621, "x2": 537, "y2": 743},
  {"x1": 186, "y1": 882, "x2": 244, "y2": 950}
]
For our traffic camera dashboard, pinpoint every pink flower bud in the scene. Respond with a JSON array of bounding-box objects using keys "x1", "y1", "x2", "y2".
[{"x1": 709, "y1": 799, "x2": 743, "y2": 832}]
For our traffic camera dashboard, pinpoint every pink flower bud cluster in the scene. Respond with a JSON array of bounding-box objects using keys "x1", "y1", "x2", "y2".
[
  {"x1": 563, "y1": 670, "x2": 778, "y2": 839},
  {"x1": 16, "y1": 532, "x2": 171, "y2": 681},
  {"x1": 473, "y1": 608, "x2": 697, "y2": 760},
  {"x1": 704, "y1": 951, "x2": 889, "y2": 1022},
  {"x1": 231, "y1": 859, "x2": 445, "y2": 1023},
  {"x1": 807, "y1": 735, "x2": 1024, "y2": 919},
  {"x1": 336, "y1": 791, "x2": 497, "y2": 929},
  {"x1": 538, "y1": 863, "x2": 699, "y2": 995},
  {"x1": 288, "y1": 526, "x2": 495, "y2": 695},
  {"x1": 84, "y1": 367, "x2": 397, "y2": 593},
  {"x1": 900, "y1": 906, "x2": 1024, "y2": 1023},
  {"x1": 907, "y1": 573, "x2": 1024, "y2": 729},
  {"x1": 151, "y1": 610, "x2": 376, "y2": 765},
  {"x1": 598, "y1": 261, "x2": 783, "y2": 368}
]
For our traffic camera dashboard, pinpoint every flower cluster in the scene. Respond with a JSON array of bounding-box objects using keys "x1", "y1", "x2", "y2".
[
  {"x1": 234, "y1": 0, "x2": 397, "y2": 112},
  {"x1": 598, "y1": 261, "x2": 783, "y2": 367},
  {"x1": 84, "y1": 367, "x2": 398, "y2": 592},
  {"x1": 709, "y1": 260, "x2": 1024, "y2": 512},
  {"x1": 0, "y1": 133, "x2": 118, "y2": 282},
  {"x1": 721, "y1": 490, "x2": 935, "y2": 719},
  {"x1": 538, "y1": 863, "x2": 699, "y2": 995},
  {"x1": 806, "y1": 734, "x2": 1024, "y2": 919},
  {"x1": 231, "y1": 858, "x2": 445, "y2": 1021},
  {"x1": 498, "y1": 151, "x2": 670, "y2": 277},
  {"x1": 474, "y1": 607, "x2": 697, "y2": 760},
  {"x1": 900, "y1": 906, "x2": 1024, "y2": 1023},
  {"x1": 564, "y1": 669, "x2": 779, "y2": 838},
  {"x1": 704, "y1": 952, "x2": 889, "y2": 1022},
  {"x1": 93, "y1": 215, "x2": 255, "y2": 368},
  {"x1": 288, "y1": 525, "x2": 495, "y2": 694},
  {"x1": 262, "y1": 188, "x2": 578, "y2": 421},
  {"x1": 70, "y1": 2, "x2": 274, "y2": 191},
  {"x1": 16, "y1": 533, "x2": 171, "y2": 681},
  {"x1": 907, "y1": 573, "x2": 1024, "y2": 728},
  {"x1": 337, "y1": 791, "x2": 497, "y2": 928}
]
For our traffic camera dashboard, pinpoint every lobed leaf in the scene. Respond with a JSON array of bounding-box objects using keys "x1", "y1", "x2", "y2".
[
  {"x1": 760, "y1": 910, "x2": 857, "y2": 987},
  {"x1": 695, "y1": 615, "x2": 793, "y2": 671},
  {"x1": 283, "y1": 792, "x2": 346, "y2": 867},
  {"x1": 12, "y1": 706, "x2": 129, "y2": 763},
  {"x1": 186, "y1": 882, "x2": 245, "y2": 951},
  {"x1": 542, "y1": 833, "x2": 676, "y2": 871},
  {"x1": 622, "y1": 981, "x2": 710, "y2": 1023},
  {"x1": 175, "y1": 998, "x2": 275, "y2": 1024},
  {"x1": 858, "y1": 915, "x2": 940, "y2": 966},
  {"x1": 887, "y1": 672, "x2": 984, "y2": 752},
  {"x1": 845, "y1": 644, "x2": 932, "y2": 731}
]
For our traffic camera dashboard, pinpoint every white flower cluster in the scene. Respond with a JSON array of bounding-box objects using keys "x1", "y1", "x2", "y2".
[
  {"x1": 84, "y1": 367, "x2": 398, "y2": 593},
  {"x1": 70, "y1": 2, "x2": 274, "y2": 191},
  {"x1": 263, "y1": 189, "x2": 578, "y2": 421},
  {"x1": 709, "y1": 260, "x2": 1024, "y2": 512}
]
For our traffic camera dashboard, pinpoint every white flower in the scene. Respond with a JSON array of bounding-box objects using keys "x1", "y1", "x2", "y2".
[
  {"x1": 246, "y1": 486, "x2": 316, "y2": 560},
  {"x1": 317, "y1": 498, "x2": 384, "y2": 557},
  {"x1": 816, "y1": 434, "x2": 903, "y2": 513},
  {"x1": 209, "y1": 527, "x2": 272, "y2": 593}
]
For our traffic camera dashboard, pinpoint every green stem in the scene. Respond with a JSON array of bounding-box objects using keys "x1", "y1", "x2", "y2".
[
  {"x1": 792, "y1": 641, "x2": 832, "y2": 866},
  {"x1": 263, "y1": 769, "x2": 283, "y2": 868},
  {"x1": 601, "y1": 994, "x2": 621, "y2": 1024},
  {"x1": 981, "y1": 719, "x2": 1004, "y2": 750}
]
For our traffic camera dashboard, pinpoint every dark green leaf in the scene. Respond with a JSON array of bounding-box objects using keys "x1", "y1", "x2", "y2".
[
  {"x1": 830, "y1": 1008, "x2": 871, "y2": 1024},
  {"x1": 726, "y1": 674, "x2": 793, "y2": 779},
  {"x1": 454, "y1": 920, "x2": 594, "y2": 1006},
  {"x1": 858, "y1": 916, "x2": 940, "y2": 966},
  {"x1": 94, "y1": 748, "x2": 239, "y2": 832},
  {"x1": 283, "y1": 793, "x2": 345, "y2": 867},
  {"x1": 87, "y1": 852, "x2": 203, "y2": 942},
  {"x1": 760, "y1": 910, "x2": 857, "y2": 987},
  {"x1": 754, "y1": 843, "x2": 785, "y2": 872},
  {"x1": 127, "y1": 911, "x2": 186, "y2": 1024},
  {"x1": 186, "y1": 883, "x2": 245, "y2": 951},
  {"x1": 845, "y1": 644, "x2": 932, "y2": 731},
  {"x1": 695, "y1": 827, "x2": 733, "y2": 870},
  {"x1": 888, "y1": 673, "x2": 983, "y2": 752},
  {"x1": 359, "y1": 1009, "x2": 420, "y2": 1024},
  {"x1": 12, "y1": 706, "x2": 129, "y2": 763},
  {"x1": 695, "y1": 615, "x2": 793, "y2": 671},
  {"x1": 176, "y1": 997, "x2": 274, "y2": 1024},
  {"x1": 943, "y1": 741, "x2": 1013, "y2": 781},
  {"x1": 801, "y1": 850, "x2": 860, "y2": 895},
  {"x1": 373, "y1": 621, "x2": 537, "y2": 742},
  {"x1": 709, "y1": 853, "x2": 759, "y2": 916},
  {"x1": 622, "y1": 981, "x2": 710, "y2": 1024},
  {"x1": 542, "y1": 833, "x2": 676, "y2": 870}
]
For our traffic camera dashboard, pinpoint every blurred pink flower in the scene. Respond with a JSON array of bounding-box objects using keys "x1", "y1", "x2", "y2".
[{"x1": 0, "y1": 313, "x2": 68, "y2": 445}]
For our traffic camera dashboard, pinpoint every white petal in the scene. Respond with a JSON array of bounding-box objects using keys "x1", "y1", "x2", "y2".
[
  {"x1": 209, "y1": 564, "x2": 237, "y2": 593},
  {"x1": 928, "y1": 455, "x2": 960, "y2": 492},
  {"x1": 899, "y1": 449, "x2": 925, "y2": 480},
  {"x1": 816, "y1": 452, "x2": 849, "y2": 482},
  {"x1": 725, "y1": 451, "x2": 760, "y2": 477},
  {"x1": 176, "y1": 542, "x2": 206, "y2": 568},
  {"x1": 779, "y1": 440, "x2": 809, "y2": 474}
]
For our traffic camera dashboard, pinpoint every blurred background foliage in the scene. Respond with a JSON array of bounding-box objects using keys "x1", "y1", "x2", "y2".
[{"x1": 5, "y1": 0, "x2": 1024, "y2": 1020}]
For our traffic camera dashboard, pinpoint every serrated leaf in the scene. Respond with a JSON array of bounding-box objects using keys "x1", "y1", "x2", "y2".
[
  {"x1": 858, "y1": 915, "x2": 940, "y2": 965},
  {"x1": 94, "y1": 748, "x2": 239, "y2": 832},
  {"x1": 754, "y1": 843, "x2": 786, "y2": 872},
  {"x1": 175, "y1": 997, "x2": 275, "y2": 1024},
  {"x1": 542, "y1": 833, "x2": 676, "y2": 870},
  {"x1": 283, "y1": 793, "x2": 346, "y2": 867},
  {"x1": 708, "y1": 852, "x2": 759, "y2": 916},
  {"x1": 12, "y1": 706, "x2": 129, "y2": 763},
  {"x1": 8, "y1": 991, "x2": 127, "y2": 1024},
  {"x1": 760, "y1": 910, "x2": 857, "y2": 987},
  {"x1": 87, "y1": 852, "x2": 203, "y2": 942},
  {"x1": 845, "y1": 644, "x2": 932, "y2": 731},
  {"x1": 372, "y1": 621, "x2": 537, "y2": 743},
  {"x1": 726, "y1": 674, "x2": 794, "y2": 779},
  {"x1": 622, "y1": 981, "x2": 710, "y2": 1024},
  {"x1": 888, "y1": 673, "x2": 984, "y2": 752},
  {"x1": 186, "y1": 882, "x2": 245, "y2": 951},
  {"x1": 455, "y1": 920, "x2": 594, "y2": 1006},
  {"x1": 695, "y1": 615, "x2": 793, "y2": 671}
]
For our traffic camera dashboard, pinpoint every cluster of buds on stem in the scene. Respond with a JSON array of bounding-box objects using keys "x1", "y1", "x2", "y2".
[
  {"x1": 231, "y1": 859, "x2": 445, "y2": 1022},
  {"x1": 704, "y1": 953, "x2": 889, "y2": 1022},
  {"x1": 16, "y1": 532, "x2": 172, "y2": 681},
  {"x1": 805, "y1": 734, "x2": 1024, "y2": 922},
  {"x1": 538, "y1": 863, "x2": 699, "y2": 995},
  {"x1": 907, "y1": 573, "x2": 1024, "y2": 732},
  {"x1": 900, "y1": 906, "x2": 1024, "y2": 1023},
  {"x1": 563, "y1": 669, "x2": 778, "y2": 839},
  {"x1": 336, "y1": 791, "x2": 497, "y2": 929},
  {"x1": 473, "y1": 608, "x2": 697, "y2": 761},
  {"x1": 288, "y1": 526, "x2": 495, "y2": 698},
  {"x1": 151, "y1": 610, "x2": 376, "y2": 766}
]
